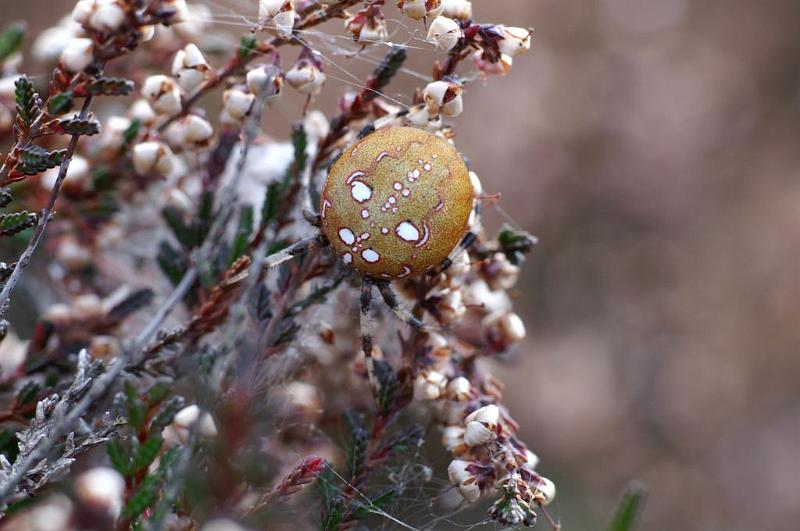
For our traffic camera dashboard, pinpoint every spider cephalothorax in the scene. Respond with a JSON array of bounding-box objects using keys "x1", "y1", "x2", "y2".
[{"x1": 320, "y1": 126, "x2": 474, "y2": 279}]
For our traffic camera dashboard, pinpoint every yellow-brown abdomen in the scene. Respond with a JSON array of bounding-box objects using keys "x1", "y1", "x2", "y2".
[{"x1": 320, "y1": 127, "x2": 473, "y2": 279}]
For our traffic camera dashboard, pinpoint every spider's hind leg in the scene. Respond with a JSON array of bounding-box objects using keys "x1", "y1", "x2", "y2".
[
  {"x1": 360, "y1": 280, "x2": 380, "y2": 396},
  {"x1": 376, "y1": 279, "x2": 442, "y2": 333}
]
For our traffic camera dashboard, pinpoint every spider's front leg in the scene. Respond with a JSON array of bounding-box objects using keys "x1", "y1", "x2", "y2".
[
  {"x1": 262, "y1": 235, "x2": 324, "y2": 271},
  {"x1": 375, "y1": 279, "x2": 428, "y2": 331}
]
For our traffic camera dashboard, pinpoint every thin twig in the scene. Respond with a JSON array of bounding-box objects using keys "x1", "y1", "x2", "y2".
[{"x1": 0, "y1": 97, "x2": 94, "y2": 318}]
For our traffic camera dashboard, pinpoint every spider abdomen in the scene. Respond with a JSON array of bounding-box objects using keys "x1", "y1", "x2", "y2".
[{"x1": 321, "y1": 127, "x2": 473, "y2": 279}]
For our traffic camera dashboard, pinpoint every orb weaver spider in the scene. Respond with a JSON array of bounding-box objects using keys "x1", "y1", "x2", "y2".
[{"x1": 260, "y1": 121, "x2": 482, "y2": 396}]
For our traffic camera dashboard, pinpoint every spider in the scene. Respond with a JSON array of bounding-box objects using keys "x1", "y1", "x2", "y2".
[{"x1": 260, "y1": 123, "x2": 482, "y2": 396}]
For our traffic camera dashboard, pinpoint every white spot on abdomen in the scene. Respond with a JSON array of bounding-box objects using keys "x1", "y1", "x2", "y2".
[
  {"x1": 376, "y1": 151, "x2": 390, "y2": 162},
  {"x1": 346, "y1": 170, "x2": 365, "y2": 184},
  {"x1": 396, "y1": 221, "x2": 420, "y2": 242},
  {"x1": 361, "y1": 208, "x2": 370, "y2": 219},
  {"x1": 338, "y1": 228, "x2": 355, "y2": 245},
  {"x1": 362, "y1": 248, "x2": 380, "y2": 263},
  {"x1": 342, "y1": 253, "x2": 352, "y2": 264},
  {"x1": 351, "y1": 181, "x2": 372, "y2": 203}
]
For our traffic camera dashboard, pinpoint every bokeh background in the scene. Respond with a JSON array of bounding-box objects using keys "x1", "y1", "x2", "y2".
[{"x1": 4, "y1": 0, "x2": 800, "y2": 529}]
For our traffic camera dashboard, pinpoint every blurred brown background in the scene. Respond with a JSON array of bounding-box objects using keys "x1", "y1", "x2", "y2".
[{"x1": 6, "y1": 0, "x2": 800, "y2": 529}]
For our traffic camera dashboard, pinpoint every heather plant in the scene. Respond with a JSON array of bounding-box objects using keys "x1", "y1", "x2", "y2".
[{"x1": 0, "y1": 1, "x2": 605, "y2": 529}]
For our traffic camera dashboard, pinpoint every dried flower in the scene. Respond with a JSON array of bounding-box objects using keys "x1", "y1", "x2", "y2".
[
  {"x1": 222, "y1": 87, "x2": 255, "y2": 123},
  {"x1": 427, "y1": 16, "x2": 462, "y2": 51},
  {"x1": 72, "y1": 0, "x2": 126, "y2": 33},
  {"x1": 132, "y1": 141, "x2": 176, "y2": 176},
  {"x1": 141, "y1": 75, "x2": 183, "y2": 115},
  {"x1": 398, "y1": 0, "x2": 444, "y2": 21},
  {"x1": 498, "y1": 26, "x2": 533, "y2": 57},
  {"x1": 286, "y1": 49, "x2": 326, "y2": 95},
  {"x1": 258, "y1": 0, "x2": 296, "y2": 37},
  {"x1": 172, "y1": 43, "x2": 212, "y2": 93},
  {"x1": 446, "y1": 376, "x2": 472, "y2": 401},
  {"x1": 482, "y1": 310, "x2": 527, "y2": 351},
  {"x1": 346, "y1": 4, "x2": 388, "y2": 43},
  {"x1": 414, "y1": 368, "x2": 447, "y2": 400},
  {"x1": 471, "y1": 49, "x2": 513, "y2": 76},
  {"x1": 423, "y1": 79, "x2": 464, "y2": 117},
  {"x1": 163, "y1": 404, "x2": 218, "y2": 445},
  {"x1": 442, "y1": 0, "x2": 472, "y2": 21}
]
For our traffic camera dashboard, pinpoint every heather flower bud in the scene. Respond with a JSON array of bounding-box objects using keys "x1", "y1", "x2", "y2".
[
  {"x1": 73, "y1": 0, "x2": 126, "y2": 33},
  {"x1": 184, "y1": 114, "x2": 214, "y2": 144},
  {"x1": 482, "y1": 311, "x2": 526, "y2": 351},
  {"x1": 132, "y1": 141, "x2": 176, "y2": 176},
  {"x1": 427, "y1": 16, "x2": 462, "y2": 51},
  {"x1": 41, "y1": 155, "x2": 90, "y2": 192},
  {"x1": 414, "y1": 368, "x2": 447, "y2": 400},
  {"x1": 171, "y1": 43, "x2": 211, "y2": 92},
  {"x1": 259, "y1": 0, "x2": 295, "y2": 37},
  {"x1": 498, "y1": 26, "x2": 533, "y2": 57},
  {"x1": 445, "y1": 376, "x2": 471, "y2": 401},
  {"x1": 423, "y1": 80, "x2": 463, "y2": 117},
  {"x1": 286, "y1": 51, "x2": 326, "y2": 95},
  {"x1": 75, "y1": 467, "x2": 125, "y2": 518},
  {"x1": 60, "y1": 38, "x2": 94, "y2": 73},
  {"x1": 56, "y1": 235, "x2": 92, "y2": 271},
  {"x1": 398, "y1": 0, "x2": 443, "y2": 21},
  {"x1": 246, "y1": 65, "x2": 283, "y2": 98},
  {"x1": 222, "y1": 87, "x2": 255, "y2": 121},
  {"x1": 141, "y1": 75, "x2": 182, "y2": 115},
  {"x1": 533, "y1": 476, "x2": 556, "y2": 506},
  {"x1": 441, "y1": 0, "x2": 472, "y2": 20}
]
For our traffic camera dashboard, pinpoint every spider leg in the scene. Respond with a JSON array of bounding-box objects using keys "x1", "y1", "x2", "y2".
[
  {"x1": 375, "y1": 279, "x2": 434, "y2": 332},
  {"x1": 360, "y1": 280, "x2": 379, "y2": 396},
  {"x1": 262, "y1": 235, "x2": 322, "y2": 271},
  {"x1": 356, "y1": 104, "x2": 421, "y2": 139}
]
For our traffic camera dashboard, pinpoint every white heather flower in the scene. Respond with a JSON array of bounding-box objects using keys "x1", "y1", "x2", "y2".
[
  {"x1": 129, "y1": 98, "x2": 157, "y2": 126},
  {"x1": 406, "y1": 105, "x2": 431, "y2": 128},
  {"x1": 285, "y1": 60, "x2": 326, "y2": 95},
  {"x1": 0, "y1": 331, "x2": 27, "y2": 376},
  {"x1": 482, "y1": 311, "x2": 527, "y2": 350},
  {"x1": 259, "y1": 0, "x2": 296, "y2": 37},
  {"x1": 98, "y1": 115, "x2": 132, "y2": 150},
  {"x1": 184, "y1": 114, "x2": 214, "y2": 145},
  {"x1": 33, "y1": 16, "x2": 82, "y2": 64},
  {"x1": 439, "y1": 288, "x2": 466, "y2": 321},
  {"x1": 60, "y1": 38, "x2": 94, "y2": 73},
  {"x1": 246, "y1": 65, "x2": 283, "y2": 98},
  {"x1": 75, "y1": 467, "x2": 125, "y2": 518},
  {"x1": 447, "y1": 459, "x2": 473, "y2": 484},
  {"x1": 163, "y1": 404, "x2": 218, "y2": 445},
  {"x1": 464, "y1": 420, "x2": 495, "y2": 446},
  {"x1": 423, "y1": 80, "x2": 463, "y2": 117},
  {"x1": 164, "y1": 0, "x2": 189, "y2": 22},
  {"x1": 345, "y1": 6, "x2": 388, "y2": 43},
  {"x1": 441, "y1": 0, "x2": 472, "y2": 20},
  {"x1": 141, "y1": 75, "x2": 182, "y2": 115},
  {"x1": 73, "y1": 0, "x2": 127, "y2": 33},
  {"x1": 497, "y1": 26, "x2": 533, "y2": 57},
  {"x1": 427, "y1": 16, "x2": 462, "y2": 51},
  {"x1": 523, "y1": 449, "x2": 540, "y2": 470},
  {"x1": 471, "y1": 50, "x2": 513, "y2": 76},
  {"x1": 398, "y1": 0, "x2": 443, "y2": 21},
  {"x1": 132, "y1": 141, "x2": 176, "y2": 176},
  {"x1": 40, "y1": 155, "x2": 90, "y2": 191},
  {"x1": 171, "y1": 43, "x2": 211, "y2": 92},
  {"x1": 222, "y1": 88, "x2": 255, "y2": 121},
  {"x1": 414, "y1": 368, "x2": 447, "y2": 400},
  {"x1": 469, "y1": 170, "x2": 483, "y2": 196},
  {"x1": 465, "y1": 404, "x2": 500, "y2": 426},
  {"x1": 441, "y1": 425, "x2": 467, "y2": 453},
  {"x1": 139, "y1": 24, "x2": 155, "y2": 41},
  {"x1": 89, "y1": 335, "x2": 121, "y2": 360},
  {"x1": 533, "y1": 477, "x2": 556, "y2": 506},
  {"x1": 174, "y1": 3, "x2": 213, "y2": 41},
  {"x1": 445, "y1": 376, "x2": 471, "y2": 401}
]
